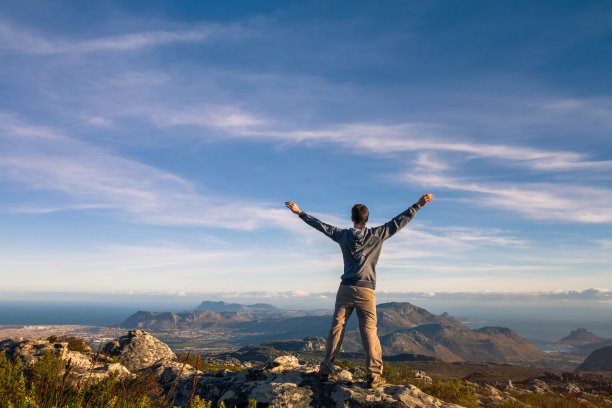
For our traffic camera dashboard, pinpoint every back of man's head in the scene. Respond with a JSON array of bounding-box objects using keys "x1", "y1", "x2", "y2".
[{"x1": 352, "y1": 204, "x2": 369, "y2": 226}]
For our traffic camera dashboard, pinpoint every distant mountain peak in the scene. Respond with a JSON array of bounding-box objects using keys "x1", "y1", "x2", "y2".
[{"x1": 558, "y1": 328, "x2": 606, "y2": 346}]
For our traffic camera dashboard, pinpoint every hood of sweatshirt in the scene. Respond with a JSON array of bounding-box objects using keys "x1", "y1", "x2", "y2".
[{"x1": 349, "y1": 227, "x2": 366, "y2": 247}]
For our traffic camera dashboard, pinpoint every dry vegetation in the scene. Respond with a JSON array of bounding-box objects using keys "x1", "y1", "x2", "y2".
[{"x1": 0, "y1": 350, "x2": 255, "y2": 408}]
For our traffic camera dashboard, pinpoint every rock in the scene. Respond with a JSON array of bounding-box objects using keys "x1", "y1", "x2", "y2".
[
  {"x1": 525, "y1": 378, "x2": 549, "y2": 394},
  {"x1": 499, "y1": 380, "x2": 515, "y2": 391},
  {"x1": 200, "y1": 354, "x2": 245, "y2": 368},
  {"x1": 102, "y1": 330, "x2": 176, "y2": 371},
  {"x1": 479, "y1": 395, "x2": 503, "y2": 406},
  {"x1": 479, "y1": 394, "x2": 519, "y2": 407},
  {"x1": 562, "y1": 382, "x2": 581, "y2": 393},
  {"x1": 165, "y1": 354, "x2": 463, "y2": 407},
  {"x1": 414, "y1": 370, "x2": 433, "y2": 384},
  {"x1": 482, "y1": 384, "x2": 501, "y2": 396},
  {"x1": 224, "y1": 344, "x2": 291, "y2": 364},
  {"x1": 0, "y1": 337, "x2": 131, "y2": 381},
  {"x1": 270, "y1": 355, "x2": 300, "y2": 368},
  {"x1": 329, "y1": 369, "x2": 353, "y2": 383},
  {"x1": 147, "y1": 358, "x2": 197, "y2": 388}
]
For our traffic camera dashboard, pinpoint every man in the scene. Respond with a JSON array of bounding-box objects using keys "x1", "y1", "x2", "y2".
[{"x1": 285, "y1": 194, "x2": 434, "y2": 387}]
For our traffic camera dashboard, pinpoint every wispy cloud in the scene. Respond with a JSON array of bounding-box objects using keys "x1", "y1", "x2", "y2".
[
  {"x1": 384, "y1": 288, "x2": 612, "y2": 303},
  {"x1": 0, "y1": 241, "x2": 344, "y2": 293},
  {"x1": 377, "y1": 225, "x2": 527, "y2": 263},
  {"x1": 537, "y1": 98, "x2": 612, "y2": 126},
  {"x1": 0, "y1": 21, "x2": 244, "y2": 55},
  {"x1": 154, "y1": 105, "x2": 269, "y2": 129},
  {"x1": 404, "y1": 172, "x2": 612, "y2": 223},
  {"x1": 151, "y1": 105, "x2": 612, "y2": 172},
  {"x1": 0, "y1": 114, "x2": 294, "y2": 231}
]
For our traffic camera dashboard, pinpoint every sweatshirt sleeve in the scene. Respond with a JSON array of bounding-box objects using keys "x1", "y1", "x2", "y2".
[
  {"x1": 299, "y1": 212, "x2": 341, "y2": 242},
  {"x1": 371, "y1": 204, "x2": 420, "y2": 241}
]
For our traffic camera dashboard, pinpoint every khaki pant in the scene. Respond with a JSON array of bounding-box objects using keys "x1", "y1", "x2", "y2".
[{"x1": 319, "y1": 284, "x2": 383, "y2": 380}]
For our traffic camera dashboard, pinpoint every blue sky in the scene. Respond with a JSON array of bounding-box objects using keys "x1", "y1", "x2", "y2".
[{"x1": 1, "y1": 1, "x2": 611, "y2": 308}]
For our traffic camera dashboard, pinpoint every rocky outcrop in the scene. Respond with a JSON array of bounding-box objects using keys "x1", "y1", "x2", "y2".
[
  {"x1": 577, "y1": 346, "x2": 612, "y2": 372},
  {"x1": 0, "y1": 337, "x2": 130, "y2": 380},
  {"x1": 4, "y1": 330, "x2": 612, "y2": 407},
  {"x1": 558, "y1": 329, "x2": 606, "y2": 346},
  {"x1": 222, "y1": 344, "x2": 292, "y2": 365},
  {"x1": 102, "y1": 329, "x2": 176, "y2": 370},
  {"x1": 263, "y1": 336, "x2": 327, "y2": 352},
  {"x1": 465, "y1": 369, "x2": 612, "y2": 405},
  {"x1": 164, "y1": 355, "x2": 462, "y2": 408}
]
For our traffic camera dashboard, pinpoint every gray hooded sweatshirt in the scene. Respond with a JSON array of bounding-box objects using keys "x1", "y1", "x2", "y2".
[{"x1": 299, "y1": 204, "x2": 420, "y2": 290}]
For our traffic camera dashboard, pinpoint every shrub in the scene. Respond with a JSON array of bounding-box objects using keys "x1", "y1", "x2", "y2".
[
  {"x1": 383, "y1": 362, "x2": 419, "y2": 386},
  {"x1": 421, "y1": 379, "x2": 478, "y2": 408},
  {"x1": 27, "y1": 350, "x2": 73, "y2": 407},
  {"x1": 1, "y1": 349, "x2": 257, "y2": 408},
  {"x1": 336, "y1": 360, "x2": 357, "y2": 370},
  {"x1": 175, "y1": 352, "x2": 244, "y2": 372},
  {"x1": 0, "y1": 351, "x2": 36, "y2": 408},
  {"x1": 505, "y1": 391, "x2": 604, "y2": 408},
  {"x1": 490, "y1": 400, "x2": 525, "y2": 408},
  {"x1": 46, "y1": 335, "x2": 91, "y2": 353},
  {"x1": 188, "y1": 396, "x2": 212, "y2": 407},
  {"x1": 383, "y1": 362, "x2": 477, "y2": 408}
]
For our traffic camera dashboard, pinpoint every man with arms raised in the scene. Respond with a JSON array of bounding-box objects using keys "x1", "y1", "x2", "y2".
[{"x1": 285, "y1": 194, "x2": 434, "y2": 387}]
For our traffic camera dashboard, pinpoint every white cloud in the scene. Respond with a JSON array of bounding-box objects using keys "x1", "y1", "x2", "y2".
[
  {"x1": 154, "y1": 105, "x2": 269, "y2": 129},
  {"x1": 0, "y1": 242, "x2": 342, "y2": 293},
  {"x1": 404, "y1": 172, "x2": 612, "y2": 223},
  {"x1": 593, "y1": 239, "x2": 612, "y2": 249},
  {"x1": 148, "y1": 105, "x2": 612, "y2": 172},
  {"x1": 0, "y1": 21, "x2": 243, "y2": 55},
  {"x1": 0, "y1": 114, "x2": 297, "y2": 231},
  {"x1": 537, "y1": 98, "x2": 612, "y2": 125},
  {"x1": 83, "y1": 116, "x2": 113, "y2": 127}
]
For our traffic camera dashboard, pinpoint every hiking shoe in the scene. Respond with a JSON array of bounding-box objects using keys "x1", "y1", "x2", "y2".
[{"x1": 368, "y1": 377, "x2": 386, "y2": 388}]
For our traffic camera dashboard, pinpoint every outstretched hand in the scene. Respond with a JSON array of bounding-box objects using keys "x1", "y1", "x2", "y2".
[
  {"x1": 417, "y1": 193, "x2": 434, "y2": 207},
  {"x1": 285, "y1": 201, "x2": 302, "y2": 214}
]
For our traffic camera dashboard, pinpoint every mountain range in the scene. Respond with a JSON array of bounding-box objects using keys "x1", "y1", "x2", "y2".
[{"x1": 121, "y1": 301, "x2": 547, "y2": 364}]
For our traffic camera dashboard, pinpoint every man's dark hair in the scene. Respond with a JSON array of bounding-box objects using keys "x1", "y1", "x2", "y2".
[{"x1": 352, "y1": 204, "x2": 369, "y2": 226}]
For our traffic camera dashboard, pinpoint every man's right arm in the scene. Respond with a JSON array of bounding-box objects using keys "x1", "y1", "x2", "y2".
[{"x1": 285, "y1": 201, "x2": 341, "y2": 241}]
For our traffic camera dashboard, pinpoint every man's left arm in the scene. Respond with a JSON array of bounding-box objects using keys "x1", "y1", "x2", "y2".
[{"x1": 372, "y1": 194, "x2": 434, "y2": 241}]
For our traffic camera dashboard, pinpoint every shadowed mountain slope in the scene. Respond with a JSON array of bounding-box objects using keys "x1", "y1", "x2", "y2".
[{"x1": 577, "y1": 346, "x2": 612, "y2": 372}]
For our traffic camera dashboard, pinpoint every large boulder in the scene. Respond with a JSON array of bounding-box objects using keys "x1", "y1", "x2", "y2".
[{"x1": 103, "y1": 330, "x2": 176, "y2": 371}]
